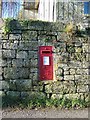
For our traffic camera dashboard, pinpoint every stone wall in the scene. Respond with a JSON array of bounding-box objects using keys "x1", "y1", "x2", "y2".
[{"x1": 0, "y1": 20, "x2": 89, "y2": 102}]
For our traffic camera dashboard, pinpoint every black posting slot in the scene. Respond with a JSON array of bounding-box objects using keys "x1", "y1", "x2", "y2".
[{"x1": 42, "y1": 50, "x2": 51, "y2": 54}]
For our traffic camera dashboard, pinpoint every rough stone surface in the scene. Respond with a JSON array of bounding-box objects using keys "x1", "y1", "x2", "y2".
[{"x1": 0, "y1": 20, "x2": 89, "y2": 102}]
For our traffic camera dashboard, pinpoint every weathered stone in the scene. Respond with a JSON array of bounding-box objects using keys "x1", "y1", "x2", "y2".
[
  {"x1": 4, "y1": 67, "x2": 29, "y2": 79},
  {"x1": 2, "y1": 50, "x2": 16, "y2": 58},
  {"x1": 9, "y1": 34, "x2": 21, "y2": 40},
  {"x1": 82, "y1": 43, "x2": 89, "y2": 53},
  {"x1": 0, "y1": 67, "x2": 2, "y2": 75},
  {"x1": 77, "y1": 84, "x2": 89, "y2": 93},
  {"x1": 51, "y1": 94, "x2": 63, "y2": 99},
  {"x1": 3, "y1": 42, "x2": 18, "y2": 50},
  {"x1": 22, "y1": 31, "x2": 37, "y2": 41},
  {"x1": 1, "y1": 59, "x2": 12, "y2": 67},
  {"x1": 28, "y1": 92, "x2": 46, "y2": 99},
  {"x1": 75, "y1": 47, "x2": 83, "y2": 53},
  {"x1": 0, "y1": 91, "x2": 5, "y2": 96},
  {"x1": 82, "y1": 61, "x2": 89, "y2": 68},
  {"x1": 75, "y1": 75, "x2": 89, "y2": 84},
  {"x1": 52, "y1": 82, "x2": 64, "y2": 93},
  {"x1": 12, "y1": 59, "x2": 23, "y2": 67},
  {"x1": 30, "y1": 58, "x2": 38, "y2": 67},
  {"x1": 7, "y1": 91, "x2": 20, "y2": 98},
  {"x1": 21, "y1": 92, "x2": 30, "y2": 98},
  {"x1": 45, "y1": 84, "x2": 53, "y2": 93},
  {"x1": 9, "y1": 80, "x2": 17, "y2": 91},
  {"x1": 0, "y1": 76, "x2": 2, "y2": 80},
  {"x1": 63, "y1": 81, "x2": 76, "y2": 94},
  {"x1": 56, "y1": 75, "x2": 63, "y2": 81},
  {"x1": 16, "y1": 79, "x2": 32, "y2": 91},
  {"x1": 30, "y1": 68, "x2": 38, "y2": 73},
  {"x1": 29, "y1": 51, "x2": 38, "y2": 59},
  {"x1": 64, "y1": 68, "x2": 70, "y2": 75},
  {"x1": 69, "y1": 61, "x2": 83, "y2": 68},
  {"x1": 23, "y1": 59, "x2": 30, "y2": 67},
  {"x1": 64, "y1": 75, "x2": 74, "y2": 80},
  {"x1": 70, "y1": 69, "x2": 76, "y2": 75},
  {"x1": 17, "y1": 51, "x2": 28, "y2": 59},
  {"x1": 0, "y1": 81, "x2": 9, "y2": 90},
  {"x1": 64, "y1": 93, "x2": 79, "y2": 99},
  {"x1": 76, "y1": 69, "x2": 89, "y2": 75}
]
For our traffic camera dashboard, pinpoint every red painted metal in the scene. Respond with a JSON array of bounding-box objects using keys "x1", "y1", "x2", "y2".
[{"x1": 39, "y1": 46, "x2": 53, "y2": 81}]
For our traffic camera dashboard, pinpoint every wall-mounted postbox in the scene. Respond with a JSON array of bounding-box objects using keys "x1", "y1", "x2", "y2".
[{"x1": 38, "y1": 46, "x2": 53, "y2": 81}]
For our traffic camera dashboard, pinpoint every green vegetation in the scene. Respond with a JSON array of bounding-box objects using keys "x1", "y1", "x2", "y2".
[
  {"x1": 2, "y1": 95, "x2": 90, "y2": 109},
  {"x1": 3, "y1": 19, "x2": 22, "y2": 34}
]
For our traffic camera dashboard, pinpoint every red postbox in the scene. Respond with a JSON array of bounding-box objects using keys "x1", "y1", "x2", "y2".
[{"x1": 38, "y1": 46, "x2": 53, "y2": 81}]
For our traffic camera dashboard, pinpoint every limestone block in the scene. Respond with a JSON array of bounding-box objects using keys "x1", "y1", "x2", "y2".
[
  {"x1": 0, "y1": 91, "x2": 5, "y2": 96},
  {"x1": 45, "y1": 84, "x2": 53, "y2": 93},
  {"x1": 31, "y1": 41, "x2": 38, "y2": 50},
  {"x1": 82, "y1": 43, "x2": 89, "y2": 53},
  {"x1": 7, "y1": 91, "x2": 20, "y2": 98},
  {"x1": 0, "y1": 67, "x2": 2, "y2": 75},
  {"x1": 30, "y1": 58, "x2": 38, "y2": 67},
  {"x1": 75, "y1": 47, "x2": 83, "y2": 53},
  {"x1": 75, "y1": 42, "x2": 82, "y2": 47},
  {"x1": 1, "y1": 59, "x2": 12, "y2": 67},
  {"x1": 52, "y1": 83, "x2": 64, "y2": 93},
  {"x1": 3, "y1": 42, "x2": 18, "y2": 50},
  {"x1": 21, "y1": 92, "x2": 30, "y2": 98},
  {"x1": 51, "y1": 94, "x2": 63, "y2": 99},
  {"x1": 68, "y1": 61, "x2": 83, "y2": 68},
  {"x1": 64, "y1": 75, "x2": 74, "y2": 80},
  {"x1": 18, "y1": 68, "x2": 29, "y2": 79},
  {"x1": 16, "y1": 79, "x2": 32, "y2": 91},
  {"x1": 82, "y1": 61, "x2": 89, "y2": 68},
  {"x1": 2, "y1": 50, "x2": 16, "y2": 58},
  {"x1": 27, "y1": 91, "x2": 46, "y2": 99},
  {"x1": 18, "y1": 41, "x2": 32, "y2": 51},
  {"x1": 58, "y1": 64, "x2": 68, "y2": 68},
  {"x1": 17, "y1": 51, "x2": 28, "y2": 59},
  {"x1": 33, "y1": 85, "x2": 43, "y2": 92},
  {"x1": 12, "y1": 59, "x2": 23, "y2": 67},
  {"x1": 70, "y1": 69, "x2": 76, "y2": 75},
  {"x1": 29, "y1": 51, "x2": 38, "y2": 59},
  {"x1": 64, "y1": 93, "x2": 79, "y2": 99},
  {"x1": 75, "y1": 75, "x2": 89, "y2": 84},
  {"x1": 4, "y1": 67, "x2": 29, "y2": 79},
  {"x1": 0, "y1": 81, "x2": 9, "y2": 90},
  {"x1": 0, "y1": 76, "x2": 2, "y2": 80},
  {"x1": 22, "y1": 31, "x2": 37, "y2": 41},
  {"x1": 76, "y1": 69, "x2": 89, "y2": 75},
  {"x1": 9, "y1": 34, "x2": 21, "y2": 40},
  {"x1": 64, "y1": 68, "x2": 70, "y2": 75},
  {"x1": 8, "y1": 80, "x2": 17, "y2": 91},
  {"x1": 63, "y1": 81, "x2": 76, "y2": 94},
  {"x1": 30, "y1": 68, "x2": 38, "y2": 73},
  {"x1": 4, "y1": 67, "x2": 18, "y2": 79},
  {"x1": 23, "y1": 59, "x2": 30, "y2": 67},
  {"x1": 56, "y1": 75, "x2": 63, "y2": 81},
  {"x1": 77, "y1": 84, "x2": 89, "y2": 93}
]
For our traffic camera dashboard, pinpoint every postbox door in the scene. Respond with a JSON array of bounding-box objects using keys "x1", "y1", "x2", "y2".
[{"x1": 39, "y1": 46, "x2": 53, "y2": 80}]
